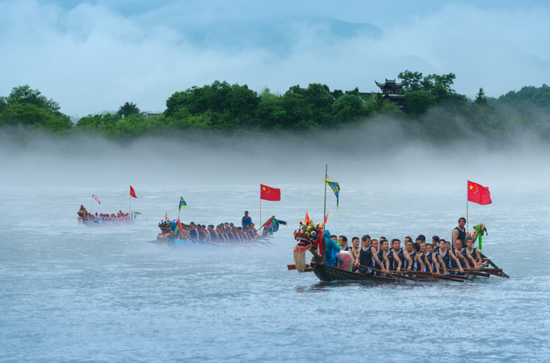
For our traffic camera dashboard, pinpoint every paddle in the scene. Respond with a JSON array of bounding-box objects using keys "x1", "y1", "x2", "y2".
[
  {"x1": 480, "y1": 252, "x2": 510, "y2": 278},
  {"x1": 462, "y1": 267, "x2": 504, "y2": 277},
  {"x1": 408, "y1": 269, "x2": 467, "y2": 282},
  {"x1": 356, "y1": 265, "x2": 420, "y2": 281},
  {"x1": 287, "y1": 264, "x2": 310, "y2": 270},
  {"x1": 446, "y1": 268, "x2": 491, "y2": 278}
]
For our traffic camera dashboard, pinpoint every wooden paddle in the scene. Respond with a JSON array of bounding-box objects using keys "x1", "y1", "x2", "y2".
[
  {"x1": 463, "y1": 267, "x2": 504, "y2": 277},
  {"x1": 408, "y1": 270, "x2": 467, "y2": 282},
  {"x1": 287, "y1": 264, "x2": 311, "y2": 270},
  {"x1": 357, "y1": 265, "x2": 420, "y2": 281},
  {"x1": 446, "y1": 268, "x2": 490, "y2": 278},
  {"x1": 480, "y1": 252, "x2": 510, "y2": 278}
]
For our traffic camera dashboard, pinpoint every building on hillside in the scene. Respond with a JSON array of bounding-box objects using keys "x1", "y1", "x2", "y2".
[
  {"x1": 142, "y1": 111, "x2": 162, "y2": 118},
  {"x1": 359, "y1": 78, "x2": 405, "y2": 111}
]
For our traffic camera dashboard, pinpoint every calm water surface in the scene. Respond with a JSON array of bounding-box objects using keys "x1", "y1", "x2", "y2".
[{"x1": 1, "y1": 184, "x2": 549, "y2": 362}]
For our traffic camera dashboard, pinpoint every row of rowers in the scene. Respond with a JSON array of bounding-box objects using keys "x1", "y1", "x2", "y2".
[
  {"x1": 334, "y1": 234, "x2": 481, "y2": 275},
  {"x1": 86, "y1": 211, "x2": 130, "y2": 221},
  {"x1": 172, "y1": 221, "x2": 259, "y2": 243}
]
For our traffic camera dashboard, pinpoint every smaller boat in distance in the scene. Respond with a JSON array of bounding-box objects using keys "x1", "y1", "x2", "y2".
[
  {"x1": 151, "y1": 216, "x2": 283, "y2": 247},
  {"x1": 77, "y1": 205, "x2": 138, "y2": 226}
]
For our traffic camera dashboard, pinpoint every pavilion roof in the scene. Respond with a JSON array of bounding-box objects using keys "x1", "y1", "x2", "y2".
[{"x1": 375, "y1": 79, "x2": 404, "y2": 89}]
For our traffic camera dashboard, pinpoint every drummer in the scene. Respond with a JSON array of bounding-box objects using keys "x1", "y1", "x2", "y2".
[{"x1": 241, "y1": 211, "x2": 252, "y2": 228}]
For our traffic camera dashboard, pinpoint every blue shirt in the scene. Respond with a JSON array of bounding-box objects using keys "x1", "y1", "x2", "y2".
[{"x1": 322, "y1": 230, "x2": 342, "y2": 267}]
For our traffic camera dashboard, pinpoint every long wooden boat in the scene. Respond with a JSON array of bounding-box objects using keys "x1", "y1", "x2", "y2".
[
  {"x1": 312, "y1": 263, "x2": 403, "y2": 283},
  {"x1": 150, "y1": 236, "x2": 272, "y2": 248},
  {"x1": 77, "y1": 205, "x2": 136, "y2": 226},
  {"x1": 290, "y1": 216, "x2": 508, "y2": 283}
]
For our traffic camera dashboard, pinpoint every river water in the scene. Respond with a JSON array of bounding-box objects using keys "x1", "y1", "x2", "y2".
[{"x1": 1, "y1": 178, "x2": 549, "y2": 362}]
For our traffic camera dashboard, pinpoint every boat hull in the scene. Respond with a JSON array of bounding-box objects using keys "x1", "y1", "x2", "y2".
[
  {"x1": 82, "y1": 219, "x2": 134, "y2": 227},
  {"x1": 312, "y1": 264, "x2": 402, "y2": 283}
]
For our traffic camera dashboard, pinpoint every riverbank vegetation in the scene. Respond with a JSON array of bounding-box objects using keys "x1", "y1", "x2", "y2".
[{"x1": 1, "y1": 72, "x2": 549, "y2": 144}]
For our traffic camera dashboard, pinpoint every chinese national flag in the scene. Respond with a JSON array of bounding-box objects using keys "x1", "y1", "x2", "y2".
[
  {"x1": 260, "y1": 184, "x2": 281, "y2": 201},
  {"x1": 467, "y1": 181, "x2": 491, "y2": 205},
  {"x1": 130, "y1": 186, "x2": 138, "y2": 198}
]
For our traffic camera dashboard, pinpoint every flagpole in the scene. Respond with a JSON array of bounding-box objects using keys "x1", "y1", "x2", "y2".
[
  {"x1": 466, "y1": 180, "x2": 469, "y2": 233},
  {"x1": 323, "y1": 165, "x2": 328, "y2": 219},
  {"x1": 90, "y1": 196, "x2": 93, "y2": 214},
  {"x1": 260, "y1": 196, "x2": 262, "y2": 230}
]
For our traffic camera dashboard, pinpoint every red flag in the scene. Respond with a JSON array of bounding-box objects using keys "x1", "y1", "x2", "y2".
[
  {"x1": 130, "y1": 186, "x2": 137, "y2": 198},
  {"x1": 467, "y1": 181, "x2": 492, "y2": 205},
  {"x1": 92, "y1": 195, "x2": 100, "y2": 205},
  {"x1": 260, "y1": 184, "x2": 281, "y2": 201}
]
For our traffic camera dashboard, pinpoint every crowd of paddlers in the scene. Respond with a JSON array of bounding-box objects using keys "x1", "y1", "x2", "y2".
[
  {"x1": 334, "y1": 234, "x2": 483, "y2": 276},
  {"x1": 158, "y1": 220, "x2": 260, "y2": 244},
  {"x1": 78, "y1": 205, "x2": 132, "y2": 223}
]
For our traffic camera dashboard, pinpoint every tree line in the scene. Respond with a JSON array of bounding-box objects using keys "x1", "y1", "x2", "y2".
[{"x1": 1, "y1": 73, "x2": 549, "y2": 143}]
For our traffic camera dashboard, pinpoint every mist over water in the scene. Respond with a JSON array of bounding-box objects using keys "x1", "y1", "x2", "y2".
[{"x1": 2, "y1": 127, "x2": 550, "y2": 362}]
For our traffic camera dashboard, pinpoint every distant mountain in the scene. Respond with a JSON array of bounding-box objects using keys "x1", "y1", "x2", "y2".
[{"x1": 178, "y1": 17, "x2": 382, "y2": 56}]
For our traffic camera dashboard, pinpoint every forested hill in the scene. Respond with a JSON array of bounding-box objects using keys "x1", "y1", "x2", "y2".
[
  {"x1": 495, "y1": 84, "x2": 550, "y2": 108},
  {"x1": 1, "y1": 73, "x2": 549, "y2": 144}
]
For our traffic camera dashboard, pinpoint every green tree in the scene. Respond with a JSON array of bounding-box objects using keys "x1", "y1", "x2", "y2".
[
  {"x1": 403, "y1": 91, "x2": 437, "y2": 117},
  {"x1": 398, "y1": 71, "x2": 423, "y2": 92},
  {"x1": 332, "y1": 94, "x2": 366, "y2": 122},
  {"x1": 0, "y1": 96, "x2": 7, "y2": 114},
  {"x1": 6, "y1": 85, "x2": 60, "y2": 113},
  {"x1": 117, "y1": 102, "x2": 140, "y2": 118},
  {"x1": 256, "y1": 88, "x2": 286, "y2": 129},
  {"x1": 420, "y1": 73, "x2": 457, "y2": 101},
  {"x1": 0, "y1": 85, "x2": 72, "y2": 133}
]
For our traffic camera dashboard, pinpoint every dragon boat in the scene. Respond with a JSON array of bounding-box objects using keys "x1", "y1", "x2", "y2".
[
  {"x1": 151, "y1": 218, "x2": 276, "y2": 247},
  {"x1": 289, "y1": 216, "x2": 509, "y2": 283},
  {"x1": 77, "y1": 205, "x2": 137, "y2": 226}
]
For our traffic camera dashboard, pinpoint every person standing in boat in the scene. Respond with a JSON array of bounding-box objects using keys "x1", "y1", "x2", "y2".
[
  {"x1": 452, "y1": 217, "x2": 479, "y2": 248},
  {"x1": 241, "y1": 211, "x2": 252, "y2": 228}
]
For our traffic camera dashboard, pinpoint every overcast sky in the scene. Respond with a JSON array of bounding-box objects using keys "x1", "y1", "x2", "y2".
[{"x1": 1, "y1": 0, "x2": 549, "y2": 117}]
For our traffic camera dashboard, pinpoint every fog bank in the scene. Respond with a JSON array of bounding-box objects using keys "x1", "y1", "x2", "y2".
[{"x1": 1, "y1": 120, "x2": 549, "y2": 193}]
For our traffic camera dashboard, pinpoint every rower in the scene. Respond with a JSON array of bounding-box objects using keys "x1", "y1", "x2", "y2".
[
  {"x1": 423, "y1": 243, "x2": 436, "y2": 273},
  {"x1": 465, "y1": 236, "x2": 482, "y2": 266},
  {"x1": 208, "y1": 225, "x2": 218, "y2": 242},
  {"x1": 391, "y1": 238, "x2": 404, "y2": 271},
  {"x1": 354, "y1": 235, "x2": 373, "y2": 274},
  {"x1": 418, "y1": 242, "x2": 429, "y2": 272},
  {"x1": 412, "y1": 243, "x2": 424, "y2": 272},
  {"x1": 338, "y1": 236, "x2": 349, "y2": 251},
  {"x1": 370, "y1": 239, "x2": 387, "y2": 275},
  {"x1": 453, "y1": 239, "x2": 473, "y2": 271},
  {"x1": 388, "y1": 239, "x2": 402, "y2": 271},
  {"x1": 189, "y1": 222, "x2": 198, "y2": 240},
  {"x1": 432, "y1": 236, "x2": 440, "y2": 253},
  {"x1": 350, "y1": 237, "x2": 360, "y2": 262},
  {"x1": 445, "y1": 239, "x2": 466, "y2": 274},
  {"x1": 402, "y1": 239, "x2": 415, "y2": 272},
  {"x1": 436, "y1": 240, "x2": 454, "y2": 274}
]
